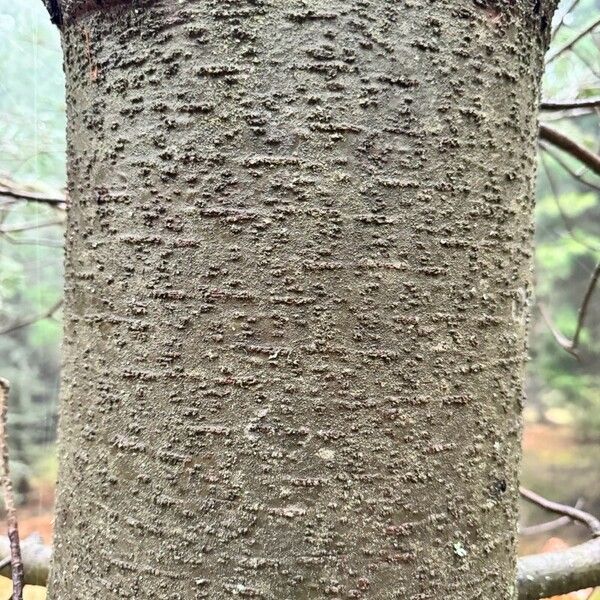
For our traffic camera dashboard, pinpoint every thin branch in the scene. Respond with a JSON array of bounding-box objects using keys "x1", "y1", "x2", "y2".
[
  {"x1": 541, "y1": 97, "x2": 600, "y2": 111},
  {"x1": 0, "y1": 177, "x2": 65, "y2": 207},
  {"x1": 520, "y1": 487, "x2": 600, "y2": 537},
  {"x1": 539, "y1": 304, "x2": 580, "y2": 358},
  {"x1": 0, "y1": 379, "x2": 24, "y2": 600},
  {"x1": 518, "y1": 490, "x2": 600, "y2": 598},
  {"x1": 0, "y1": 533, "x2": 51, "y2": 586},
  {"x1": 572, "y1": 48, "x2": 600, "y2": 78},
  {"x1": 517, "y1": 537, "x2": 600, "y2": 600},
  {"x1": 540, "y1": 142, "x2": 600, "y2": 193},
  {"x1": 552, "y1": 197, "x2": 600, "y2": 252},
  {"x1": 546, "y1": 16, "x2": 600, "y2": 64},
  {"x1": 520, "y1": 499, "x2": 585, "y2": 537},
  {"x1": 540, "y1": 152, "x2": 600, "y2": 252},
  {"x1": 539, "y1": 124, "x2": 600, "y2": 178},
  {"x1": 541, "y1": 111, "x2": 597, "y2": 125},
  {"x1": 572, "y1": 261, "x2": 600, "y2": 351},
  {"x1": 538, "y1": 258, "x2": 600, "y2": 358},
  {"x1": 0, "y1": 299, "x2": 63, "y2": 336},
  {"x1": 0, "y1": 219, "x2": 65, "y2": 234},
  {"x1": 0, "y1": 216, "x2": 65, "y2": 248},
  {"x1": 0, "y1": 234, "x2": 63, "y2": 248},
  {"x1": 520, "y1": 517, "x2": 570, "y2": 537}
]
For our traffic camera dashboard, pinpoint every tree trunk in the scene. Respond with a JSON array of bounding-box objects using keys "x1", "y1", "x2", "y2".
[{"x1": 46, "y1": 1, "x2": 556, "y2": 598}]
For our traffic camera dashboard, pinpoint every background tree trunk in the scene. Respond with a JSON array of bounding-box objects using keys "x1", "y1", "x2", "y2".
[{"x1": 47, "y1": 1, "x2": 556, "y2": 598}]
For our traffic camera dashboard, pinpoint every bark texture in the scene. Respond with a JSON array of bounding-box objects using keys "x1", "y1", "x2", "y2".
[{"x1": 49, "y1": 1, "x2": 555, "y2": 598}]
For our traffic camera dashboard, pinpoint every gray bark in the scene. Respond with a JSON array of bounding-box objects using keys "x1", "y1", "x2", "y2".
[
  {"x1": 46, "y1": 1, "x2": 556, "y2": 598},
  {"x1": 518, "y1": 538, "x2": 600, "y2": 600}
]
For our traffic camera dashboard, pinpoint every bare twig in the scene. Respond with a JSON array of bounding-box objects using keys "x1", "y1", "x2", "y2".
[
  {"x1": 571, "y1": 261, "x2": 600, "y2": 351},
  {"x1": 0, "y1": 234, "x2": 64, "y2": 248},
  {"x1": 517, "y1": 537, "x2": 600, "y2": 600},
  {"x1": 518, "y1": 489, "x2": 600, "y2": 598},
  {"x1": 520, "y1": 487, "x2": 600, "y2": 537},
  {"x1": 0, "y1": 533, "x2": 51, "y2": 586},
  {"x1": 541, "y1": 110, "x2": 597, "y2": 125},
  {"x1": 539, "y1": 124, "x2": 600, "y2": 177},
  {"x1": 540, "y1": 152, "x2": 600, "y2": 252},
  {"x1": 541, "y1": 97, "x2": 600, "y2": 111},
  {"x1": 546, "y1": 16, "x2": 600, "y2": 64},
  {"x1": 572, "y1": 48, "x2": 600, "y2": 78},
  {"x1": 552, "y1": 196, "x2": 600, "y2": 252},
  {"x1": 539, "y1": 304, "x2": 580, "y2": 358},
  {"x1": 0, "y1": 176, "x2": 65, "y2": 207},
  {"x1": 0, "y1": 219, "x2": 65, "y2": 234},
  {"x1": 540, "y1": 142, "x2": 600, "y2": 193},
  {"x1": 540, "y1": 123, "x2": 600, "y2": 175},
  {"x1": 0, "y1": 299, "x2": 63, "y2": 336},
  {"x1": 0, "y1": 214, "x2": 65, "y2": 248},
  {"x1": 0, "y1": 379, "x2": 24, "y2": 600},
  {"x1": 520, "y1": 499, "x2": 585, "y2": 537},
  {"x1": 538, "y1": 258, "x2": 600, "y2": 358}
]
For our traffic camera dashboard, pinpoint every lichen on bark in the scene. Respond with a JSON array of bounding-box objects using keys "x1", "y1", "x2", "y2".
[{"x1": 47, "y1": 1, "x2": 555, "y2": 598}]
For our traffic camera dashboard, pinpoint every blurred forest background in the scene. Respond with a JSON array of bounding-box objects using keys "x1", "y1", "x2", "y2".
[{"x1": 0, "y1": 0, "x2": 599, "y2": 583}]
